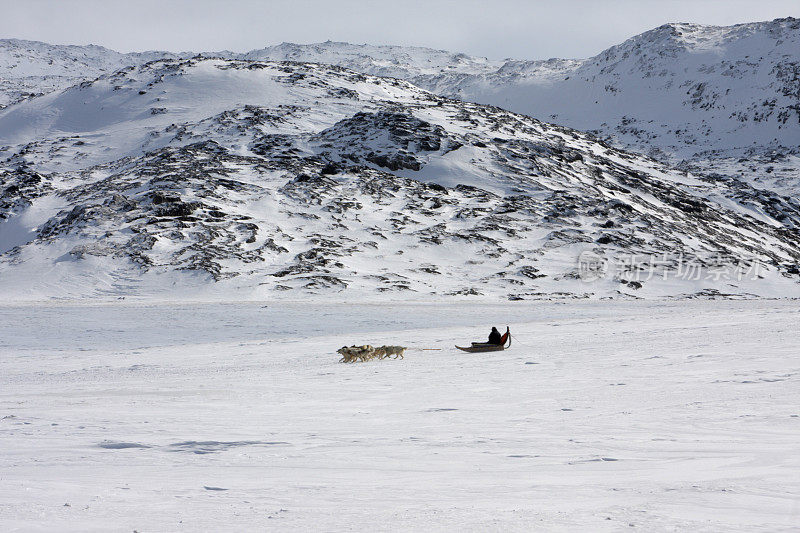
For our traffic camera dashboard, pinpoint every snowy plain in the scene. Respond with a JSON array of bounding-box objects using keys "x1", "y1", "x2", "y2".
[{"x1": 1, "y1": 300, "x2": 798, "y2": 531}]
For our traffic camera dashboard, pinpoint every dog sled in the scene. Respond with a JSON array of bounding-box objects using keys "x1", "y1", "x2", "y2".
[{"x1": 455, "y1": 327, "x2": 511, "y2": 352}]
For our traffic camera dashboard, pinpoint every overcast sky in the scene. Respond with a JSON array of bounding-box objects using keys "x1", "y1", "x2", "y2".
[{"x1": 2, "y1": 0, "x2": 799, "y2": 60}]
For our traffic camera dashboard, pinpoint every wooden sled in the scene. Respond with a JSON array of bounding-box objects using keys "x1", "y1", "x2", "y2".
[{"x1": 456, "y1": 327, "x2": 511, "y2": 352}]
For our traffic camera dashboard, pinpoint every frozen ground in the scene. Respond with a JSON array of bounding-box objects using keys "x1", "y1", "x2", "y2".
[{"x1": 1, "y1": 300, "x2": 799, "y2": 531}]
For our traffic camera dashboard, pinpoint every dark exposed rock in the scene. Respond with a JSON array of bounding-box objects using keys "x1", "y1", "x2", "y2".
[{"x1": 0, "y1": 167, "x2": 52, "y2": 220}]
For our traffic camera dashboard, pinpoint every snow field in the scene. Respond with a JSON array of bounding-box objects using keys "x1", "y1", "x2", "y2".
[{"x1": 1, "y1": 300, "x2": 798, "y2": 531}]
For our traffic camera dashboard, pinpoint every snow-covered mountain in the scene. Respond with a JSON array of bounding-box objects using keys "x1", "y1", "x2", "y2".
[
  {"x1": 240, "y1": 41, "x2": 504, "y2": 80},
  {"x1": 0, "y1": 39, "x2": 183, "y2": 109},
  {"x1": 2, "y1": 17, "x2": 797, "y2": 184},
  {"x1": 455, "y1": 19, "x2": 800, "y2": 155},
  {"x1": 0, "y1": 57, "x2": 798, "y2": 300},
  {"x1": 232, "y1": 19, "x2": 800, "y2": 194}
]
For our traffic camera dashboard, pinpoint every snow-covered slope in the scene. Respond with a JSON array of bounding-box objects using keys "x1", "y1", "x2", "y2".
[{"x1": 0, "y1": 58, "x2": 798, "y2": 300}]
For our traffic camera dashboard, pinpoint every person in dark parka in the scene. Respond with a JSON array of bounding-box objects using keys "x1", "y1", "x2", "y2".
[{"x1": 488, "y1": 327, "x2": 502, "y2": 345}]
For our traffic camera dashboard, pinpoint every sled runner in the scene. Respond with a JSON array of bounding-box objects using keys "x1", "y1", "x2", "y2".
[{"x1": 456, "y1": 327, "x2": 511, "y2": 352}]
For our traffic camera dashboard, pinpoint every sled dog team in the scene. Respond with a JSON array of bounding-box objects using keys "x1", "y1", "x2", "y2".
[
  {"x1": 337, "y1": 326, "x2": 506, "y2": 362},
  {"x1": 337, "y1": 345, "x2": 406, "y2": 363}
]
